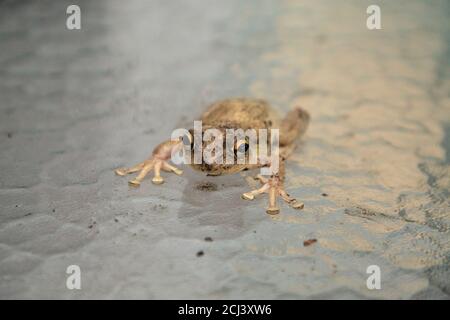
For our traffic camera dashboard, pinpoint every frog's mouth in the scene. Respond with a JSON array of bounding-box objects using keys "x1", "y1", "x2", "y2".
[{"x1": 189, "y1": 162, "x2": 248, "y2": 176}]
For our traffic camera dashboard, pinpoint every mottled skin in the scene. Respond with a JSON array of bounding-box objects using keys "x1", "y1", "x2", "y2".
[{"x1": 115, "y1": 98, "x2": 310, "y2": 214}]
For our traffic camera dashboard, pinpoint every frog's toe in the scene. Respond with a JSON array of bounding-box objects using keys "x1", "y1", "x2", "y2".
[
  {"x1": 266, "y1": 206, "x2": 280, "y2": 215},
  {"x1": 115, "y1": 168, "x2": 127, "y2": 176},
  {"x1": 291, "y1": 200, "x2": 304, "y2": 210},
  {"x1": 152, "y1": 176, "x2": 164, "y2": 185},
  {"x1": 162, "y1": 161, "x2": 183, "y2": 176},
  {"x1": 279, "y1": 189, "x2": 304, "y2": 210},
  {"x1": 242, "y1": 192, "x2": 255, "y2": 200},
  {"x1": 115, "y1": 161, "x2": 146, "y2": 177},
  {"x1": 128, "y1": 179, "x2": 141, "y2": 187},
  {"x1": 172, "y1": 168, "x2": 183, "y2": 176}
]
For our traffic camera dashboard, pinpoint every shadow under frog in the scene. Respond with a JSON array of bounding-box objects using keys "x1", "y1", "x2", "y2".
[{"x1": 174, "y1": 165, "x2": 268, "y2": 238}]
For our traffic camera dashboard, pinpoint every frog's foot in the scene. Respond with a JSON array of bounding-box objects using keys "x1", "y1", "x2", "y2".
[
  {"x1": 116, "y1": 161, "x2": 183, "y2": 185},
  {"x1": 124, "y1": 160, "x2": 183, "y2": 186},
  {"x1": 115, "y1": 140, "x2": 184, "y2": 186},
  {"x1": 242, "y1": 176, "x2": 304, "y2": 214},
  {"x1": 115, "y1": 159, "x2": 154, "y2": 186}
]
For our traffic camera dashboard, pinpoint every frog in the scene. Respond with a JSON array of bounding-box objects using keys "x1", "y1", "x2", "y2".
[{"x1": 115, "y1": 98, "x2": 310, "y2": 215}]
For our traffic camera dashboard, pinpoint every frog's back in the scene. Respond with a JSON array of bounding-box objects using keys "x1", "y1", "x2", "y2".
[{"x1": 201, "y1": 98, "x2": 280, "y2": 129}]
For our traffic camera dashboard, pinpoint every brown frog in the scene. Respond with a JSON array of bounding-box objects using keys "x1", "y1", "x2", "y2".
[{"x1": 115, "y1": 98, "x2": 310, "y2": 215}]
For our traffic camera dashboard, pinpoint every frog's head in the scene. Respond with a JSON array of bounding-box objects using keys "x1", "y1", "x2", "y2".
[{"x1": 180, "y1": 125, "x2": 266, "y2": 176}]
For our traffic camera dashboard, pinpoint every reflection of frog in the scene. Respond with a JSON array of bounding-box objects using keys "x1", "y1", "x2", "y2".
[{"x1": 115, "y1": 98, "x2": 310, "y2": 215}]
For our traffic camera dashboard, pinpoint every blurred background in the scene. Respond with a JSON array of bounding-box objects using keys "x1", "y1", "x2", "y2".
[{"x1": 0, "y1": 0, "x2": 449, "y2": 299}]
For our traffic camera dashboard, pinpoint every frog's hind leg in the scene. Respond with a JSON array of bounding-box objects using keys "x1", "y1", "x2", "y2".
[{"x1": 279, "y1": 106, "x2": 310, "y2": 147}]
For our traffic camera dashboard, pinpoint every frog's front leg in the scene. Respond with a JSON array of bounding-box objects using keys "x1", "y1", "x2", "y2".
[
  {"x1": 243, "y1": 106, "x2": 308, "y2": 214},
  {"x1": 242, "y1": 175, "x2": 304, "y2": 215},
  {"x1": 114, "y1": 140, "x2": 183, "y2": 186}
]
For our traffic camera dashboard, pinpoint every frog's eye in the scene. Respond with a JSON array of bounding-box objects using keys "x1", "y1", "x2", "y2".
[
  {"x1": 181, "y1": 132, "x2": 193, "y2": 147},
  {"x1": 235, "y1": 140, "x2": 249, "y2": 155}
]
